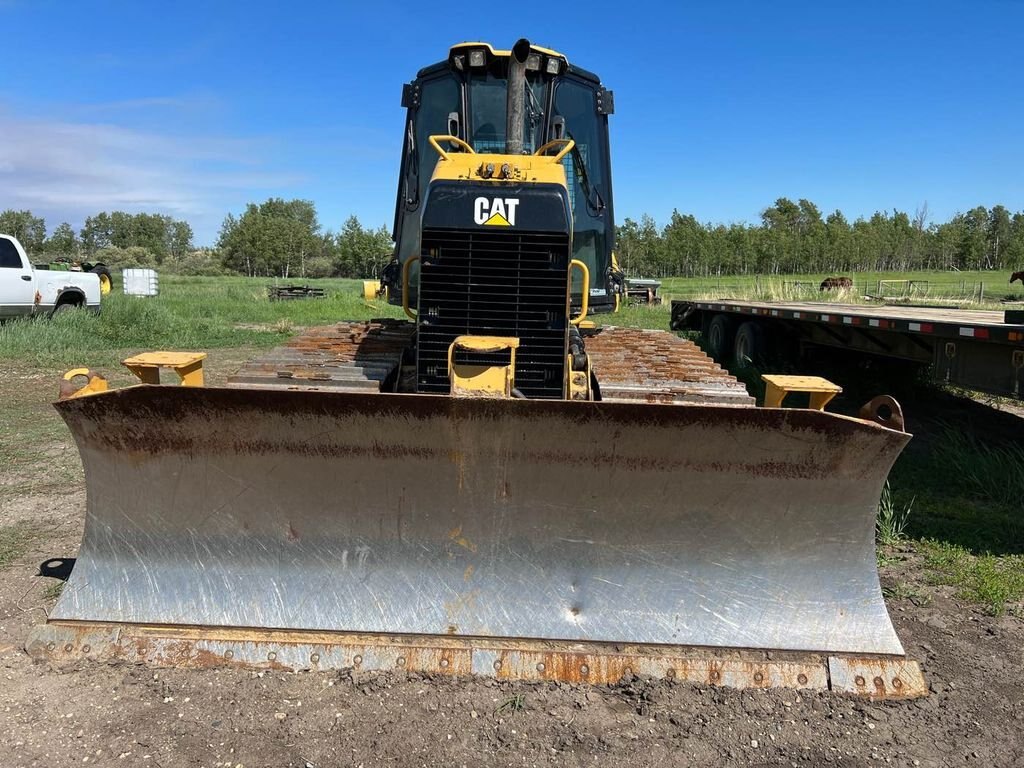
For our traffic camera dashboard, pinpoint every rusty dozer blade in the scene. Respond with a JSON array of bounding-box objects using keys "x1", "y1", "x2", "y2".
[{"x1": 28, "y1": 386, "x2": 924, "y2": 697}]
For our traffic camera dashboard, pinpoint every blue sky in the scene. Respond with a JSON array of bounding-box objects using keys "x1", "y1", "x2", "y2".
[{"x1": 1, "y1": 1, "x2": 1022, "y2": 244}]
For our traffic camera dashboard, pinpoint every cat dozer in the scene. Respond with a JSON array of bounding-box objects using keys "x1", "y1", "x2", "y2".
[{"x1": 28, "y1": 41, "x2": 925, "y2": 698}]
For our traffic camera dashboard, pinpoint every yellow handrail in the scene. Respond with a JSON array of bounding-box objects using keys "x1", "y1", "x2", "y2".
[
  {"x1": 402, "y1": 255, "x2": 420, "y2": 320},
  {"x1": 533, "y1": 138, "x2": 576, "y2": 163},
  {"x1": 570, "y1": 259, "x2": 590, "y2": 326},
  {"x1": 428, "y1": 135, "x2": 476, "y2": 161}
]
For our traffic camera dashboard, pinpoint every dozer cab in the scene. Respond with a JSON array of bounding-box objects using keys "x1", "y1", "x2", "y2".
[{"x1": 29, "y1": 40, "x2": 925, "y2": 698}]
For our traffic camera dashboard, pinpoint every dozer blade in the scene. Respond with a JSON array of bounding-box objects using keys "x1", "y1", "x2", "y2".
[{"x1": 28, "y1": 386, "x2": 924, "y2": 697}]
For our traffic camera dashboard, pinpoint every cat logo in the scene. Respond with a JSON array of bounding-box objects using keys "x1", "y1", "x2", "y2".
[{"x1": 474, "y1": 197, "x2": 519, "y2": 227}]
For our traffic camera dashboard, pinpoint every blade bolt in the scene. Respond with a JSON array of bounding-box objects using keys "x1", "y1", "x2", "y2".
[
  {"x1": 396, "y1": 656, "x2": 406, "y2": 667},
  {"x1": 492, "y1": 660, "x2": 502, "y2": 671},
  {"x1": 753, "y1": 672, "x2": 764, "y2": 683},
  {"x1": 536, "y1": 662, "x2": 546, "y2": 672},
  {"x1": 440, "y1": 658, "x2": 450, "y2": 669},
  {"x1": 892, "y1": 677, "x2": 903, "y2": 689},
  {"x1": 665, "y1": 668, "x2": 675, "y2": 680},
  {"x1": 64, "y1": 644, "x2": 73, "y2": 652},
  {"x1": 353, "y1": 655, "x2": 363, "y2": 666},
  {"x1": 82, "y1": 645, "x2": 91, "y2": 654},
  {"x1": 797, "y1": 674, "x2": 808, "y2": 685},
  {"x1": 46, "y1": 642, "x2": 55, "y2": 651},
  {"x1": 580, "y1": 664, "x2": 590, "y2": 676},
  {"x1": 224, "y1": 650, "x2": 234, "y2": 660},
  {"x1": 873, "y1": 676, "x2": 884, "y2": 688},
  {"x1": 267, "y1": 651, "x2": 277, "y2": 661},
  {"x1": 310, "y1": 653, "x2": 320, "y2": 664},
  {"x1": 710, "y1": 670, "x2": 720, "y2": 682},
  {"x1": 500, "y1": 163, "x2": 512, "y2": 178},
  {"x1": 854, "y1": 675, "x2": 866, "y2": 686}
]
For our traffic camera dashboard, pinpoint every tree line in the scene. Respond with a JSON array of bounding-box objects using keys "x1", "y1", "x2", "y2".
[
  {"x1": 0, "y1": 209, "x2": 194, "y2": 262},
  {"x1": 5, "y1": 198, "x2": 1024, "y2": 279},
  {"x1": 618, "y1": 200, "x2": 1024, "y2": 278},
  {"x1": 217, "y1": 199, "x2": 392, "y2": 278},
  {"x1": 0, "y1": 201, "x2": 391, "y2": 278}
]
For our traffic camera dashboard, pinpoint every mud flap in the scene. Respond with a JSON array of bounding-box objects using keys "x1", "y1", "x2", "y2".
[{"x1": 29, "y1": 386, "x2": 920, "y2": 694}]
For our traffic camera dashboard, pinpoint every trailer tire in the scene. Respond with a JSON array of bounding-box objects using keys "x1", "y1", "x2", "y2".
[
  {"x1": 734, "y1": 321, "x2": 767, "y2": 367},
  {"x1": 90, "y1": 264, "x2": 113, "y2": 295},
  {"x1": 706, "y1": 314, "x2": 736, "y2": 363}
]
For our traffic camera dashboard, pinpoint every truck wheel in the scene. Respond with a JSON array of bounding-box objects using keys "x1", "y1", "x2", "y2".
[
  {"x1": 51, "y1": 302, "x2": 76, "y2": 316},
  {"x1": 733, "y1": 321, "x2": 767, "y2": 367},
  {"x1": 705, "y1": 314, "x2": 736, "y2": 363},
  {"x1": 90, "y1": 265, "x2": 113, "y2": 295}
]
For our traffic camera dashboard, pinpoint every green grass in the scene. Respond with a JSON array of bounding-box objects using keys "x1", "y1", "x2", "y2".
[
  {"x1": 890, "y1": 426, "x2": 1024, "y2": 556},
  {"x1": 0, "y1": 276, "x2": 403, "y2": 369},
  {"x1": 494, "y1": 694, "x2": 525, "y2": 715},
  {"x1": 41, "y1": 581, "x2": 64, "y2": 600},
  {"x1": 605, "y1": 302, "x2": 669, "y2": 330},
  {"x1": 928, "y1": 427, "x2": 1024, "y2": 509},
  {"x1": 0, "y1": 366, "x2": 83, "y2": 497},
  {"x1": 0, "y1": 522, "x2": 38, "y2": 569},
  {"x1": 655, "y1": 268, "x2": 1024, "y2": 309},
  {"x1": 658, "y1": 268, "x2": 1024, "y2": 306},
  {"x1": 876, "y1": 482, "x2": 914, "y2": 546},
  {"x1": 875, "y1": 411, "x2": 1023, "y2": 614},
  {"x1": 920, "y1": 541, "x2": 1024, "y2": 616}
]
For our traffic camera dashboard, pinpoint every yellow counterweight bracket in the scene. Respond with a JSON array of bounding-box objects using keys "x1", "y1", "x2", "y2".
[
  {"x1": 447, "y1": 335, "x2": 520, "y2": 398},
  {"x1": 122, "y1": 352, "x2": 207, "y2": 387},
  {"x1": 761, "y1": 374, "x2": 842, "y2": 411}
]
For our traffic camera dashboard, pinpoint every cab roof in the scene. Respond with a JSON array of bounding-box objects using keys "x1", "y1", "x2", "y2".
[{"x1": 414, "y1": 41, "x2": 601, "y2": 84}]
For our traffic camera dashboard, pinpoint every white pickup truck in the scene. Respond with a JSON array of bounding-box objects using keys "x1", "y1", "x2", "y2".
[{"x1": 0, "y1": 234, "x2": 101, "y2": 318}]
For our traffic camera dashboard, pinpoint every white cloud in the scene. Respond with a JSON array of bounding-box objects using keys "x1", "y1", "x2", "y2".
[{"x1": 0, "y1": 107, "x2": 304, "y2": 241}]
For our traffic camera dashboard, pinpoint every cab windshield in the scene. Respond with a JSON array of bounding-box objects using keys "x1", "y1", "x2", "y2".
[{"x1": 468, "y1": 70, "x2": 547, "y2": 154}]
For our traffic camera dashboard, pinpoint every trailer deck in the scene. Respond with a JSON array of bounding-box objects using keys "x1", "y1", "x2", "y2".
[{"x1": 672, "y1": 299, "x2": 1024, "y2": 398}]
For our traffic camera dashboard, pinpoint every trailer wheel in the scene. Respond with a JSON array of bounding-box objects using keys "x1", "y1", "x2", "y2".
[
  {"x1": 706, "y1": 314, "x2": 736, "y2": 363},
  {"x1": 90, "y1": 265, "x2": 113, "y2": 295},
  {"x1": 734, "y1": 321, "x2": 767, "y2": 367}
]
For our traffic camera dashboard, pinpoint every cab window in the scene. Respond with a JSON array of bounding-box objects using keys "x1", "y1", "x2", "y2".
[
  {"x1": 0, "y1": 239, "x2": 23, "y2": 268},
  {"x1": 552, "y1": 78, "x2": 609, "y2": 292}
]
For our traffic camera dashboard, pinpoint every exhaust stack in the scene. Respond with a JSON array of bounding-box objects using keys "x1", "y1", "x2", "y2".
[{"x1": 505, "y1": 38, "x2": 531, "y2": 155}]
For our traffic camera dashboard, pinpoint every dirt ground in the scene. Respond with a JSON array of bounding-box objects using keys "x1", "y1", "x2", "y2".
[{"x1": 1, "y1": 365, "x2": 1022, "y2": 767}]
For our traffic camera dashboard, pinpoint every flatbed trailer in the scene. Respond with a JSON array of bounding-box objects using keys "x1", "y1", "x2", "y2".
[{"x1": 671, "y1": 299, "x2": 1024, "y2": 399}]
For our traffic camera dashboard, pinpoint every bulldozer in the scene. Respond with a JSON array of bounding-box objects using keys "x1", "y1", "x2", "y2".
[{"x1": 28, "y1": 40, "x2": 924, "y2": 698}]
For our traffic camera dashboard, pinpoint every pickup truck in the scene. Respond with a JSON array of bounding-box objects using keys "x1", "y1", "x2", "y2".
[{"x1": 0, "y1": 234, "x2": 101, "y2": 318}]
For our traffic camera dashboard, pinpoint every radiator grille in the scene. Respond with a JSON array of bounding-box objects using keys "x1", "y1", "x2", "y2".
[{"x1": 416, "y1": 228, "x2": 570, "y2": 399}]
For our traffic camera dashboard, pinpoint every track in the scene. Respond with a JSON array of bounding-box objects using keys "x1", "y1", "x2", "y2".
[
  {"x1": 228, "y1": 320, "x2": 752, "y2": 405},
  {"x1": 227, "y1": 319, "x2": 414, "y2": 392},
  {"x1": 586, "y1": 326, "x2": 753, "y2": 405}
]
